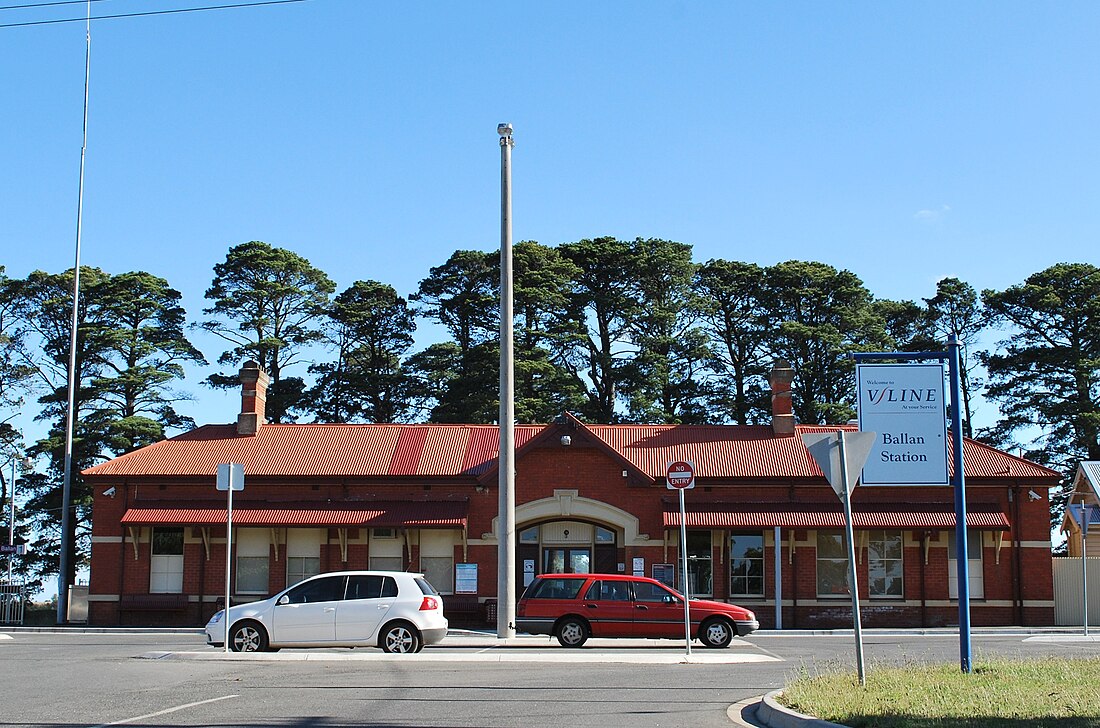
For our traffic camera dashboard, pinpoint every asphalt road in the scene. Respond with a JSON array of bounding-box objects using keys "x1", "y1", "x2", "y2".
[{"x1": 2, "y1": 630, "x2": 1098, "y2": 728}]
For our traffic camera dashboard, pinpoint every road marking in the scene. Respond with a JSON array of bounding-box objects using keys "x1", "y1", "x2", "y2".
[
  {"x1": 95, "y1": 694, "x2": 239, "y2": 726},
  {"x1": 139, "y1": 650, "x2": 780, "y2": 664}
]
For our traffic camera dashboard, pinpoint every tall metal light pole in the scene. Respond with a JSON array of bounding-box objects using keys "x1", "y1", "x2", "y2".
[
  {"x1": 496, "y1": 122, "x2": 516, "y2": 639},
  {"x1": 59, "y1": 1, "x2": 93, "y2": 625}
]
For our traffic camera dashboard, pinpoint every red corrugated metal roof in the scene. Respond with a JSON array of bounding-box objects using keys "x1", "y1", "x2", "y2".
[
  {"x1": 84, "y1": 424, "x2": 542, "y2": 478},
  {"x1": 120, "y1": 500, "x2": 467, "y2": 527},
  {"x1": 83, "y1": 420, "x2": 1057, "y2": 482},
  {"x1": 662, "y1": 500, "x2": 1009, "y2": 529}
]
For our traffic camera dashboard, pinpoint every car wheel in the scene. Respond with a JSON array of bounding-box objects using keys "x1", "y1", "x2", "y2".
[
  {"x1": 699, "y1": 618, "x2": 733, "y2": 649},
  {"x1": 555, "y1": 617, "x2": 589, "y2": 648},
  {"x1": 229, "y1": 621, "x2": 269, "y2": 652},
  {"x1": 380, "y1": 622, "x2": 422, "y2": 654}
]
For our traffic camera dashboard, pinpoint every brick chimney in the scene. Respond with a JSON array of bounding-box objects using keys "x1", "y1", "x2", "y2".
[
  {"x1": 769, "y1": 359, "x2": 796, "y2": 436},
  {"x1": 236, "y1": 360, "x2": 269, "y2": 436}
]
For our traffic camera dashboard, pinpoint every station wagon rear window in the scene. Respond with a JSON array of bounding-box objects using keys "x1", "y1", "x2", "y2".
[{"x1": 526, "y1": 577, "x2": 585, "y2": 600}]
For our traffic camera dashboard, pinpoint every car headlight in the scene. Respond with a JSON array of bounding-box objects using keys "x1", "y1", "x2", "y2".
[{"x1": 208, "y1": 610, "x2": 223, "y2": 625}]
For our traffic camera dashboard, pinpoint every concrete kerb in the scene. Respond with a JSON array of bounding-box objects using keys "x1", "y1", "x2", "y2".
[{"x1": 753, "y1": 691, "x2": 850, "y2": 728}]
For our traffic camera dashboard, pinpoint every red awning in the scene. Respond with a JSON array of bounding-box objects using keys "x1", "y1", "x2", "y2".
[
  {"x1": 662, "y1": 501, "x2": 1009, "y2": 530},
  {"x1": 120, "y1": 500, "x2": 467, "y2": 528}
]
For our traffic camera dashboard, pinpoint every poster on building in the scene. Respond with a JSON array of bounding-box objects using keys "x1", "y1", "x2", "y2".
[
  {"x1": 632, "y1": 557, "x2": 645, "y2": 577},
  {"x1": 652, "y1": 563, "x2": 675, "y2": 587},
  {"x1": 522, "y1": 559, "x2": 535, "y2": 588},
  {"x1": 857, "y1": 363, "x2": 949, "y2": 485},
  {"x1": 455, "y1": 563, "x2": 478, "y2": 593}
]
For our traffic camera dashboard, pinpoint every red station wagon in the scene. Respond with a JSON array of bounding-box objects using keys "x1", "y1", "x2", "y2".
[{"x1": 516, "y1": 573, "x2": 759, "y2": 648}]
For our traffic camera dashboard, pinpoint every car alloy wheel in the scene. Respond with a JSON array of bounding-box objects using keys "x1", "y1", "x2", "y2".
[
  {"x1": 700, "y1": 618, "x2": 733, "y2": 649},
  {"x1": 230, "y1": 621, "x2": 268, "y2": 652},
  {"x1": 555, "y1": 617, "x2": 588, "y2": 648},
  {"x1": 381, "y1": 623, "x2": 422, "y2": 653}
]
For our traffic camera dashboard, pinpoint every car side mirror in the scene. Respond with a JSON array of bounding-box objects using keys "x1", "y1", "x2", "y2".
[
  {"x1": 278, "y1": 595, "x2": 290, "y2": 606},
  {"x1": 663, "y1": 595, "x2": 675, "y2": 604}
]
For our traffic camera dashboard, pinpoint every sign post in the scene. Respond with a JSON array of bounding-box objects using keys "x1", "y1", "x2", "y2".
[
  {"x1": 666, "y1": 460, "x2": 695, "y2": 657},
  {"x1": 802, "y1": 430, "x2": 876, "y2": 686},
  {"x1": 216, "y1": 463, "x2": 244, "y2": 653},
  {"x1": 853, "y1": 338, "x2": 971, "y2": 673}
]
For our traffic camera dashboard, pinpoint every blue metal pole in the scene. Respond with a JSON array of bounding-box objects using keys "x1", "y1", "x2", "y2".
[{"x1": 948, "y1": 334, "x2": 972, "y2": 673}]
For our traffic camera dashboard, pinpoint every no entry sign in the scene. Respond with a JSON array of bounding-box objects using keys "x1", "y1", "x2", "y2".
[{"x1": 666, "y1": 460, "x2": 696, "y2": 490}]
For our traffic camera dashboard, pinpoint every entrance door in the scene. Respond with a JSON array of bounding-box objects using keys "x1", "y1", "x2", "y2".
[{"x1": 543, "y1": 547, "x2": 591, "y2": 574}]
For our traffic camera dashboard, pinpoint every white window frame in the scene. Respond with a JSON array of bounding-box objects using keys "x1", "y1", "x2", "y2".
[
  {"x1": 419, "y1": 530, "x2": 455, "y2": 594},
  {"x1": 286, "y1": 528, "x2": 323, "y2": 588},
  {"x1": 235, "y1": 528, "x2": 270, "y2": 595},
  {"x1": 867, "y1": 529, "x2": 904, "y2": 599},
  {"x1": 150, "y1": 527, "x2": 184, "y2": 594},
  {"x1": 816, "y1": 530, "x2": 849, "y2": 598},
  {"x1": 948, "y1": 529, "x2": 985, "y2": 599},
  {"x1": 728, "y1": 532, "x2": 765, "y2": 598}
]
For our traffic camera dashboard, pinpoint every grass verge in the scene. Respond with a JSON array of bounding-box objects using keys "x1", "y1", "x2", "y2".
[{"x1": 780, "y1": 657, "x2": 1100, "y2": 727}]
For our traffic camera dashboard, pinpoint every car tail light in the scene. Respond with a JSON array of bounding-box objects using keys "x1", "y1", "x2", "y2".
[{"x1": 420, "y1": 596, "x2": 439, "y2": 611}]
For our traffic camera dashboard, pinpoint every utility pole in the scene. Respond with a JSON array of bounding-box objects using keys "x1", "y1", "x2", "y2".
[
  {"x1": 496, "y1": 122, "x2": 516, "y2": 639},
  {"x1": 59, "y1": 0, "x2": 92, "y2": 625}
]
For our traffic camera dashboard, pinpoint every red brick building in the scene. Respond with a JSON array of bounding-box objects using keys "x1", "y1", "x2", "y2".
[{"x1": 83, "y1": 361, "x2": 1058, "y2": 628}]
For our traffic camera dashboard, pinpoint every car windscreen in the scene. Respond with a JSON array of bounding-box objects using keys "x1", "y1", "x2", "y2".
[{"x1": 525, "y1": 577, "x2": 585, "y2": 600}]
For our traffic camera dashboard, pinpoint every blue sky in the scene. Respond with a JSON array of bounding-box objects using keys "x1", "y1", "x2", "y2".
[{"x1": 3, "y1": 0, "x2": 1100, "y2": 438}]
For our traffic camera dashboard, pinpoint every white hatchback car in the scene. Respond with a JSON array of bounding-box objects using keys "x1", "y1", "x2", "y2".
[{"x1": 205, "y1": 571, "x2": 448, "y2": 653}]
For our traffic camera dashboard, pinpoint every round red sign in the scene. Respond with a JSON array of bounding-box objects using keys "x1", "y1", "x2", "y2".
[{"x1": 666, "y1": 460, "x2": 695, "y2": 489}]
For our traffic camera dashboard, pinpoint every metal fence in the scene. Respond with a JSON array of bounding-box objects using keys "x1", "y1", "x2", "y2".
[
  {"x1": 0, "y1": 582, "x2": 25, "y2": 625},
  {"x1": 1053, "y1": 557, "x2": 1100, "y2": 626}
]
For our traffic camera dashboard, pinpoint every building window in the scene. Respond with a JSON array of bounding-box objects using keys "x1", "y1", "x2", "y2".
[
  {"x1": 680, "y1": 531, "x2": 712, "y2": 596},
  {"x1": 729, "y1": 533, "x2": 764, "y2": 597},
  {"x1": 595, "y1": 526, "x2": 615, "y2": 543},
  {"x1": 236, "y1": 528, "x2": 270, "y2": 594},
  {"x1": 372, "y1": 528, "x2": 397, "y2": 539},
  {"x1": 519, "y1": 527, "x2": 539, "y2": 544},
  {"x1": 419, "y1": 530, "x2": 455, "y2": 593},
  {"x1": 867, "y1": 530, "x2": 903, "y2": 598},
  {"x1": 948, "y1": 530, "x2": 985, "y2": 599},
  {"x1": 816, "y1": 530, "x2": 849, "y2": 598},
  {"x1": 150, "y1": 527, "x2": 183, "y2": 593},
  {"x1": 286, "y1": 528, "x2": 322, "y2": 588}
]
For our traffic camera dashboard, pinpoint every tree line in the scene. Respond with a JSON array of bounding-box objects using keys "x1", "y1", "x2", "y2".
[{"x1": 1, "y1": 239, "x2": 1098, "y2": 590}]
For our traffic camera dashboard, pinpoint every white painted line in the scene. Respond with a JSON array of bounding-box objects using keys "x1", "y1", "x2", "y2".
[
  {"x1": 1025, "y1": 635, "x2": 1100, "y2": 643},
  {"x1": 139, "y1": 650, "x2": 780, "y2": 664},
  {"x1": 0, "y1": 634, "x2": 13, "y2": 640},
  {"x1": 96, "y1": 694, "x2": 239, "y2": 726}
]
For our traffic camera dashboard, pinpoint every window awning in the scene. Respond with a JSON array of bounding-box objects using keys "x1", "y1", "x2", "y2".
[
  {"x1": 120, "y1": 500, "x2": 468, "y2": 528},
  {"x1": 662, "y1": 500, "x2": 1009, "y2": 530}
]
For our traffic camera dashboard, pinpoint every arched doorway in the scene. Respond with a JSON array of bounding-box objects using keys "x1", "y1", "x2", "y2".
[{"x1": 517, "y1": 520, "x2": 620, "y2": 588}]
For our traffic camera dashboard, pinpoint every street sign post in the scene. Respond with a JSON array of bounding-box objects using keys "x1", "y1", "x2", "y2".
[
  {"x1": 216, "y1": 463, "x2": 244, "y2": 652},
  {"x1": 853, "y1": 337, "x2": 973, "y2": 673},
  {"x1": 666, "y1": 460, "x2": 695, "y2": 657},
  {"x1": 801, "y1": 430, "x2": 876, "y2": 686}
]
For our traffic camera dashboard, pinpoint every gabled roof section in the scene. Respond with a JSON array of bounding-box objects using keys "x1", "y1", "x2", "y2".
[
  {"x1": 83, "y1": 423, "x2": 543, "y2": 478},
  {"x1": 1071, "y1": 461, "x2": 1100, "y2": 503}
]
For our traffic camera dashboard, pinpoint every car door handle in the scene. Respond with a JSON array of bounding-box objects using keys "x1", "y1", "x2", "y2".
[
  {"x1": 377, "y1": 605, "x2": 389, "y2": 610},
  {"x1": 635, "y1": 605, "x2": 649, "y2": 610},
  {"x1": 324, "y1": 607, "x2": 336, "y2": 613},
  {"x1": 585, "y1": 603, "x2": 598, "y2": 609}
]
